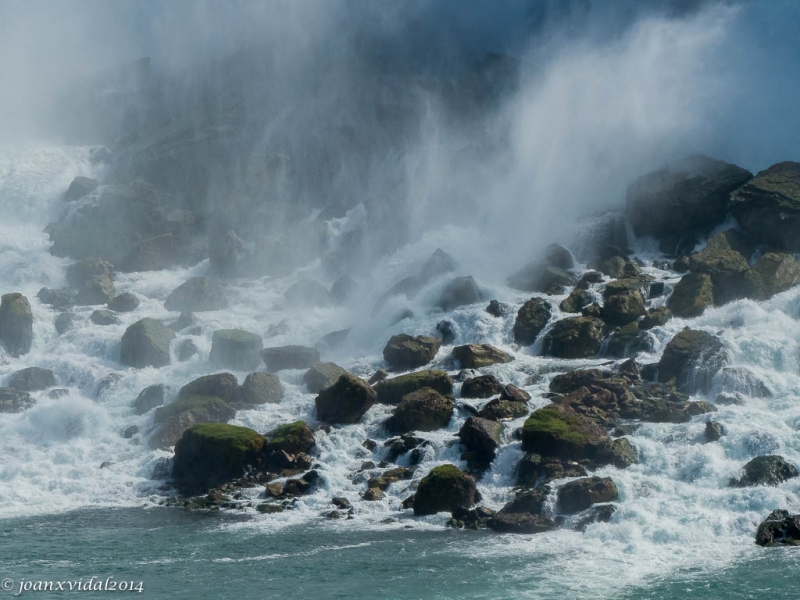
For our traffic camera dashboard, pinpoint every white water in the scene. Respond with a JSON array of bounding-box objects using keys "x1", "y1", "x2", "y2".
[{"x1": 1, "y1": 143, "x2": 799, "y2": 597}]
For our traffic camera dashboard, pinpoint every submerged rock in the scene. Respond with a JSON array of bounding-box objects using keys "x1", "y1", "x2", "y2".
[
  {"x1": 315, "y1": 373, "x2": 376, "y2": 424},
  {"x1": 452, "y1": 344, "x2": 512, "y2": 368},
  {"x1": 7, "y1": 367, "x2": 56, "y2": 392},
  {"x1": 209, "y1": 329, "x2": 263, "y2": 371},
  {"x1": 164, "y1": 277, "x2": 227, "y2": 312},
  {"x1": 237, "y1": 372, "x2": 283, "y2": 406},
  {"x1": 543, "y1": 316, "x2": 604, "y2": 359},
  {"x1": 386, "y1": 387, "x2": 454, "y2": 433},
  {"x1": 120, "y1": 318, "x2": 175, "y2": 368},
  {"x1": 382, "y1": 334, "x2": 441, "y2": 370},
  {"x1": 413, "y1": 465, "x2": 477, "y2": 516},
  {"x1": 729, "y1": 455, "x2": 799, "y2": 488},
  {"x1": 134, "y1": 384, "x2": 165, "y2": 415},
  {"x1": 657, "y1": 329, "x2": 726, "y2": 394},
  {"x1": 0, "y1": 293, "x2": 33, "y2": 356},
  {"x1": 513, "y1": 298, "x2": 552, "y2": 346},
  {"x1": 374, "y1": 370, "x2": 454, "y2": 405},
  {"x1": 260, "y1": 345, "x2": 320, "y2": 372},
  {"x1": 439, "y1": 276, "x2": 482, "y2": 311}
]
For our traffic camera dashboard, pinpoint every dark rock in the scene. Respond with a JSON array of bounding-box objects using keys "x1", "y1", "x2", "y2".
[
  {"x1": 486, "y1": 300, "x2": 510, "y2": 317},
  {"x1": 64, "y1": 176, "x2": 98, "y2": 202},
  {"x1": 573, "y1": 504, "x2": 616, "y2": 531},
  {"x1": 705, "y1": 420, "x2": 724, "y2": 443},
  {"x1": 177, "y1": 339, "x2": 199, "y2": 361},
  {"x1": 91, "y1": 309, "x2": 119, "y2": 326},
  {"x1": 284, "y1": 279, "x2": 331, "y2": 307},
  {"x1": 386, "y1": 387, "x2": 454, "y2": 433},
  {"x1": 560, "y1": 289, "x2": 593, "y2": 313},
  {"x1": 543, "y1": 316, "x2": 605, "y2": 359},
  {"x1": 363, "y1": 488, "x2": 384, "y2": 501},
  {"x1": 107, "y1": 292, "x2": 140, "y2": 313},
  {"x1": 303, "y1": 362, "x2": 348, "y2": 394},
  {"x1": 7, "y1": 367, "x2": 56, "y2": 392},
  {"x1": 330, "y1": 275, "x2": 358, "y2": 305},
  {"x1": 0, "y1": 388, "x2": 34, "y2": 413},
  {"x1": 602, "y1": 290, "x2": 646, "y2": 325},
  {"x1": 149, "y1": 395, "x2": 237, "y2": 449},
  {"x1": 164, "y1": 277, "x2": 227, "y2": 312},
  {"x1": 383, "y1": 334, "x2": 441, "y2": 370},
  {"x1": 658, "y1": 329, "x2": 726, "y2": 394},
  {"x1": 543, "y1": 244, "x2": 574, "y2": 270},
  {"x1": 755, "y1": 509, "x2": 800, "y2": 546},
  {"x1": 435, "y1": 320, "x2": 456, "y2": 345},
  {"x1": 729, "y1": 455, "x2": 799, "y2": 488},
  {"x1": 374, "y1": 370, "x2": 454, "y2": 405},
  {"x1": 453, "y1": 344, "x2": 513, "y2": 368},
  {"x1": 557, "y1": 476, "x2": 618, "y2": 514},
  {"x1": 237, "y1": 372, "x2": 283, "y2": 406},
  {"x1": 419, "y1": 248, "x2": 458, "y2": 282},
  {"x1": 260, "y1": 345, "x2": 320, "y2": 372},
  {"x1": 507, "y1": 264, "x2": 577, "y2": 294},
  {"x1": 179, "y1": 373, "x2": 239, "y2": 404},
  {"x1": 0, "y1": 293, "x2": 33, "y2": 356},
  {"x1": 478, "y1": 399, "x2": 529, "y2": 421},
  {"x1": 440, "y1": 276, "x2": 482, "y2": 311},
  {"x1": 66, "y1": 258, "x2": 115, "y2": 305},
  {"x1": 413, "y1": 465, "x2": 477, "y2": 516},
  {"x1": 625, "y1": 155, "x2": 752, "y2": 238},
  {"x1": 704, "y1": 229, "x2": 755, "y2": 260},
  {"x1": 667, "y1": 272, "x2": 714, "y2": 317},
  {"x1": 461, "y1": 375, "x2": 502, "y2": 399},
  {"x1": 603, "y1": 322, "x2": 654, "y2": 358},
  {"x1": 487, "y1": 486, "x2": 556, "y2": 534},
  {"x1": 122, "y1": 425, "x2": 139, "y2": 439},
  {"x1": 264, "y1": 421, "x2": 315, "y2": 455},
  {"x1": 689, "y1": 248, "x2": 749, "y2": 305},
  {"x1": 169, "y1": 312, "x2": 197, "y2": 332},
  {"x1": 37, "y1": 287, "x2": 75, "y2": 309},
  {"x1": 649, "y1": 281, "x2": 666, "y2": 297},
  {"x1": 593, "y1": 256, "x2": 627, "y2": 278},
  {"x1": 729, "y1": 162, "x2": 800, "y2": 251},
  {"x1": 744, "y1": 253, "x2": 800, "y2": 300},
  {"x1": 603, "y1": 278, "x2": 647, "y2": 299},
  {"x1": 368, "y1": 369, "x2": 388, "y2": 385},
  {"x1": 315, "y1": 373, "x2": 376, "y2": 424},
  {"x1": 673, "y1": 255, "x2": 691, "y2": 272},
  {"x1": 332, "y1": 497, "x2": 351, "y2": 509},
  {"x1": 641, "y1": 306, "x2": 673, "y2": 330},
  {"x1": 513, "y1": 298, "x2": 552, "y2": 346},
  {"x1": 317, "y1": 328, "x2": 350, "y2": 352},
  {"x1": 517, "y1": 453, "x2": 587, "y2": 487},
  {"x1": 134, "y1": 384, "x2": 165, "y2": 415},
  {"x1": 459, "y1": 416, "x2": 503, "y2": 462},
  {"x1": 120, "y1": 318, "x2": 175, "y2": 368},
  {"x1": 209, "y1": 329, "x2": 263, "y2": 371},
  {"x1": 501, "y1": 384, "x2": 531, "y2": 402}
]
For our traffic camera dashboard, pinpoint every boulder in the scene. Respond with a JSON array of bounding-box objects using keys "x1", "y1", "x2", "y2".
[
  {"x1": 0, "y1": 293, "x2": 33, "y2": 356},
  {"x1": 303, "y1": 362, "x2": 349, "y2": 394},
  {"x1": 435, "y1": 320, "x2": 456, "y2": 345},
  {"x1": 208, "y1": 229, "x2": 248, "y2": 277},
  {"x1": 169, "y1": 312, "x2": 197, "y2": 332},
  {"x1": 560, "y1": 289, "x2": 593, "y2": 314},
  {"x1": 419, "y1": 248, "x2": 458, "y2": 282},
  {"x1": 64, "y1": 176, "x2": 98, "y2": 202},
  {"x1": 516, "y1": 454, "x2": 587, "y2": 487},
  {"x1": 237, "y1": 372, "x2": 283, "y2": 406},
  {"x1": 513, "y1": 298, "x2": 552, "y2": 346},
  {"x1": 164, "y1": 277, "x2": 227, "y2": 312},
  {"x1": 461, "y1": 375, "x2": 502, "y2": 399},
  {"x1": 625, "y1": 155, "x2": 752, "y2": 238},
  {"x1": 107, "y1": 292, "x2": 140, "y2": 313},
  {"x1": 704, "y1": 229, "x2": 755, "y2": 260},
  {"x1": 284, "y1": 279, "x2": 331, "y2": 307},
  {"x1": 209, "y1": 329, "x2": 263, "y2": 371},
  {"x1": 557, "y1": 476, "x2": 618, "y2": 514},
  {"x1": 66, "y1": 258, "x2": 115, "y2": 305},
  {"x1": 667, "y1": 272, "x2": 714, "y2": 318},
  {"x1": 0, "y1": 388, "x2": 34, "y2": 413},
  {"x1": 478, "y1": 398, "x2": 529, "y2": 421},
  {"x1": 658, "y1": 329, "x2": 726, "y2": 394},
  {"x1": 178, "y1": 373, "x2": 239, "y2": 404},
  {"x1": 374, "y1": 370, "x2": 454, "y2": 405},
  {"x1": 439, "y1": 276, "x2": 482, "y2": 311},
  {"x1": 315, "y1": 373, "x2": 376, "y2": 424},
  {"x1": 729, "y1": 162, "x2": 800, "y2": 251},
  {"x1": 602, "y1": 278, "x2": 646, "y2": 299},
  {"x1": 487, "y1": 486, "x2": 555, "y2": 534},
  {"x1": 172, "y1": 423, "x2": 265, "y2": 494},
  {"x1": 602, "y1": 290, "x2": 646, "y2": 325},
  {"x1": 330, "y1": 275, "x2": 358, "y2": 304},
  {"x1": 177, "y1": 340, "x2": 199, "y2": 361},
  {"x1": 7, "y1": 367, "x2": 56, "y2": 392},
  {"x1": 134, "y1": 384, "x2": 165, "y2": 415},
  {"x1": 90, "y1": 309, "x2": 119, "y2": 325},
  {"x1": 386, "y1": 387, "x2": 454, "y2": 433},
  {"x1": 755, "y1": 510, "x2": 800, "y2": 546},
  {"x1": 689, "y1": 248, "x2": 749, "y2": 305},
  {"x1": 594, "y1": 256, "x2": 627, "y2": 278},
  {"x1": 501, "y1": 384, "x2": 531, "y2": 402},
  {"x1": 150, "y1": 395, "x2": 236, "y2": 449},
  {"x1": 37, "y1": 287, "x2": 75, "y2": 309},
  {"x1": 543, "y1": 316, "x2": 604, "y2": 359},
  {"x1": 260, "y1": 345, "x2": 320, "y2": 372},
  {"x1": 458, "y1": 416, "x2": 503, "y2": 462},
  {"x1": 54, "y1": 312, "x2": 77, "y2": 335},
  {"x1": 452, "y1": 344, "x2": 513, "y2": 368},
  {"x1": 729, "y1": 455, "x2": 799, "y2": 488},
  {"x1": 120, "y1": 318, "x2": 175, "y2": 368},
  {"x1": 507, "y1": 264, "x2": 576, "y2": 294},
  {"x1": 743, "y1": 253, "x2": 800, "y2": 300},
  {"x1": 705, "y1": 420, "x2": 724, "y2": 443},
  {"x1": 382, "y1": 334, "x2": 441, "y2": 370},
  {"x1": 542, "y1": 244, "x2": 574, "y2": 270},
  {"x1": 486, "y1": 300, "x2": 511, "y2": 318},
  {"x1": 264, "y1": 421, "x2": 315, "y2": 455},
  {"x1": 641, "y1": 306, "x2": 673, "y2": 330},
  {"x1": 413, "y1": 465, "x2": 477, "y2": 516},
  {"x1": 603, "y1": 322, "x2": 654, "y2": 358}
]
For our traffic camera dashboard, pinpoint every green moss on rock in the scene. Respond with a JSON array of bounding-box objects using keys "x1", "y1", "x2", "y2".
[{"x1": 413, "y1": 465, "x2": 477, "y2": 516}]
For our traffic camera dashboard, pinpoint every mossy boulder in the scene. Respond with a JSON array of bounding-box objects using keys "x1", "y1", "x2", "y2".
[
  {"x1": 641, "y1": 306, "x2": 673, "y2": 330},
  {"x1": 729, "y1": 455, "x2": 799, "y2": 488},
  {"x1": 689, "y1": 248, "x2": 749, "y2": 305},
  {"x1": 386, "y1": 387, "x2": 454, "y2": 433},
  {"x1": 461, "y1": 375, "x2": 502, "y2": 399},
  {"x1": 560, "y1": 289, "x2": 593, "y2": 314},
  {"x1": 743, "y1": 253, "x2": 800, "y2": 300},
  {"x1": 667, "y1": 272, "x2": 714, "y2": 318},
  {"x1": 7, "y1": 367, "x2": 56, "y2": 392},
  {"x1": 66, "y1": 258, "x2": 115, "y2": 305},
  {"x1": 150, "y1": 395, "x2": 236, "y2": 449},
  {"x1": 452, "y1": 344, "x2": 513, "y2": 368},
  {"x1": 507, "y1": 264, "x2": 576, "y2": 294},
  {"x1": 237, "y1": 372, "x2": 283, "y2": 406},
  {"x1": 459, "y1": 416, "x2": 503, "y2": 463},
  {"x1": 383, "y1": 334, "x2": 441, "y2": 370},
  {"x1": 413, "y1": 465, "x2": 477, "y2": 516},
  {"x1": 209, "y1": 329, "x2": 263, "y2": 371},
  {"x1": 0, "y1": 293, "x2": 33, "y2": 356},
  {"x1": 478, "y1": 398, "x2": 529, "y2": 421},
  {"x1": 178, "y1": 373, "x2": 239, "y2": 403},
  {"x1": 557, "y1": 476, "x2": 618, "y2": 514},
  {"x1": 134, "y1": 384, "x2": 165, "y2": 415},
  {"x1": 440, "y1": 276, "x2": 482, "y2": 311},
  {"x1": 107, "y1": 292, "x2": 140, "y2": 313},
  {"x1": 602, "y1": 290, "x2": 646, "y2": 325},
  {"x1": 260, "y1": 345, "x2": 320, "y2": 372},
  {"x1": 513, "y1": 298, "x2": 552, "y2": 346},
  {"x1": 543, "y1": 316, "x2": 604, "y2": 359},
  {"x1": 164, "y1": 277, "x2": 227, "y2": 312},
  {"x1": 172, "y1": 423, "x2": 265, "y2": 494},
  {"x1": 374, "y1": 370, "x2": 454, "y2": 405},
  {"x1": 264, "y1": 421, "x2": 315, "y2": 455},
  {"x1": 315, "y1": 373, "x2": 376, "y2": 424},
  {"x1": 120, "y1": 318, "x2": 175, "y2": 368},
  {"x1": 658, "y1": 329, "x2": 726, "y2": 393}
]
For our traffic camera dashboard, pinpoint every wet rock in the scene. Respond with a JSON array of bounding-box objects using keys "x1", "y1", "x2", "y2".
[
  {"x1": 649, "y1": 281, "x2": 666, "y2": 297},
  {"x1": 169, "y1": 312, "x2": 197, "y2": 332},
  {"x1": 459, "y1": 416, "x2": 503, "y2": 463},
  {"x1": 179, "y1": 373, "x2": 239, "y2": 404},
  {"x1": 743, "y1": 253, "x2": 800, "y2": 301},
  {"x1": 383, "y1": 334, "x2": 441, "y2": 370},
  {"x1": 755, "y1": 509, "x2": 800, "y2": 546},
  {"x1": 507, "y1": 264, "x2": 577, "y2": 294},
  {"x1": 0, "y1": 293, "x2": 33, "y2": 356},
  {"x1": 315, "y1": 373, "x2": 376, "y2": 424},
  {"x1": 673, "y1": 255, "x2": 691, "y2": 273},
  {"x1": 461, "y1": 375, "x2": 502, "y2": 399},
  {"x1": 440, "y1": 276, "x2": 482, "y2": 311},
  {"x1": 626, "y1": 155, "x2": 752, "y2": 239},
  {"x1": 332, "y1": 497, "x2": 351, "y2": 509},
  {"x1": 0, "y1": 388, "x2": 34, "y2": 413},
  {"x1": 452, "y1": 344, "x2": 512, "y2": 368},
  {"x1": 516, "y1": 454, "x2": 587, "y2": 487},
  {"x1": 317, "y1": 327, "x2": 350, "y2": 352},
  {"x1": 593, "y1": 256, "x2": 627, "y2": 279},
  {"x1": 602, "y1": 290, "x2": 646, "y2": 325},
  {"x1": 487, "y1": 486, "x2": 556, "y2": 534},
  {"x1": 107, "y1": 292, "x2": 140, "y2": 313},
  {"x1": 543, "y1": 316, "x2": 605, "y2": 359},
  {"x1": 260, "y1": 345, "x2": 320, "y2": 372},
  {"x1": 7, "y1": 367, "x2": 56, "y2": 392},
  {"x1": 386, "y1": 387, "x2": 454, "y2": 433},
  {"x1": 330, "y1": 275, "x2": 358, "y2": 304},
  {"x1": 729, "y1": 161, "x2": 800, "y2": 251},
  {"x1": 368, "y1": 369, "x2": 388, "y2": 385},
  {"x1": 641, "y1": 306, "x2": 673, "y2": 330},
  {"x1": 602, "y1": 278, "x2": 647, "y2": 299},
  {"x1": 66, "y1": 258, "x2": 115, "y2": 305},
  {"x1": 91, "y1": 309, "x2": 119, "y2": 326},
  {"x1": 436, "y1": 320, "x2": 456, "y2": 345},
  {"x1": 419, "y1": 248, "x2": 458, "y2": 282},
  {"x1": 667, "y1": 272, "x2": 714, "y2": 317},
  {"x1": 149, "y1": 394, "x2": 236, "y2": 449},
  {"x1": 486, "y1": 300, "x2": 510, "y2": 317},
  {"x1": 134, "y1": 384, "x2": 165, "y2": 415},
  {"x1": 658, "y1": 329, "x2": 726, "y2": 394},
  {"x1": 209, "y1": 329, "x2": 263, "y2": 371},
  {"x1": 603, "y1": 322, "x2": 654, "y2": 358},
  {"x1": 716, "y1": 367, "x2": 772, "y2": 398},
  {"x1": 177, "y1": 339, "x2": 199, "y2": 361},
  {"x1": 64, "y1": 176, "x2": 98, "y2": 202},
  {"x1": 689, "y1": 248, "x2": 749, "y2": 305},
  {"x1": 120, "y1": 318, "x2": 175, "y2": 368},
  {"x1": 264, "y1": 421, "x2": 315, "y2": 456},
  {"x1": 477, "y1": 399, "x2": 529, "y2": 421},
  {"x1": 501, "y1": 384, "x2": 530, "y2": 402},
  {"x1": 303, "y1": 362, "x2": 348, "y2": 394},
  {"x1": 172, "y1": 423, "x2": 265, "y2": 495},
  {"x1": 122, "y1": 425, "x2": 139, "y2": 439},
  {"x1": 557, "y1": 476, "x2": 618, "y2": 514},
  {"x1": 705, "y1": 420, "x2": 724, "y2": 443},
  {"x1": 374, "y1": 370, "x2": 454, "y2": 405},
  {"x1": 573, "y1": 504, "x2": 616, "y2": 531},
  {"x1": 513, "y1": 298, "x2": 552, "y2": 346},
  {"x1": 729, "y1": 455, "x2": 799, "y2": 488},
  {"x1": 560, "y1": 289, "x2": 593, "y2": 314},
  {"x1": 164, "y1": 277, "x2": 227, "y2": 312},
  {"x1": 284, "y1": 279, "x2": 331, "y2": 307},
  {"x1": 37, "y1": 287, "x2": 75, "y2": 309},
  {"x1": 237, "y1": 372, "x2": 283, "y2": 406},
  {"x1": 363, "y1": 488, "x2": 384, "y2": 501},
  {"x1": 413, "y1": 465, "x2": 477, "y2": 516}
]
